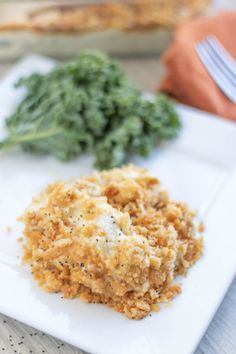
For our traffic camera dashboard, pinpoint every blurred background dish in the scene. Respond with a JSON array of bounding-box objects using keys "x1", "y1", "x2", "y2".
[{"x1": 0, "y1": 0, "x2": 212, "y2": 60}]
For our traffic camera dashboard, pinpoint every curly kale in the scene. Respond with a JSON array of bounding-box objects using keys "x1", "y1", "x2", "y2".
[{"x1": 0, "y1": 51, "x2": 181, "y2": 169}]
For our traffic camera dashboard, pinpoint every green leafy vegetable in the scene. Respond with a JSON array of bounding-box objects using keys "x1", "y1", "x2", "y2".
[{"x1": 0, "y1": 51, "x2": 181, "y2": 169}]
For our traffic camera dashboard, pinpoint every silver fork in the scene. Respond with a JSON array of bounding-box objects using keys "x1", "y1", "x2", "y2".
[{"x1": 196, "y1": 35, "x2": 236, "y2": 103}]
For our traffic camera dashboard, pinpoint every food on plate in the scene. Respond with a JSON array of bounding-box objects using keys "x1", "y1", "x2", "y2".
[
  {"x1": 0, "y1": 51, "x2": 181, "y2": 170},
  {"x1": 21, "y1": 165, "x2": 203, "y2": 319}
]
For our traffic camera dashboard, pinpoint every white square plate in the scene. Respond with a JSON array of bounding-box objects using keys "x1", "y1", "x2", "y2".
[{"x1": 0, "y1": 56, "x2": 236, "y2": 354}]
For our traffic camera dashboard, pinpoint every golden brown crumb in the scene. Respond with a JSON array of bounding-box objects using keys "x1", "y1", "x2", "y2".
[
  {"x1": 21, "y1": 165, "x2": 203, "y2": 319},
  {"x1": 198, "y1": 222, "x2": 205, "y2": 232},
  {"x1": 5, "y1": 226, "x2": 12, "y2": 233}
]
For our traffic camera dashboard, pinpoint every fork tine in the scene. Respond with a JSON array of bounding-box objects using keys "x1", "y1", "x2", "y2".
[
  {"x1": 207, "y1": 35, "x2": 236, "y2": 78},
  {"x1": 196, "y1": 42, "x2": 236, "y2": 103},
  {"x1": 202, "y1": 39, "x2": 236, "y2": 87},
  {"x1": 197, "y1": 42, "x2": 236, "y2": 95}
]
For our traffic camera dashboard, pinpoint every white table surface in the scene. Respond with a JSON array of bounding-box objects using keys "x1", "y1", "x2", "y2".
[{"x1": 0, "y1": 0, "x2": 236, "y2": 352}]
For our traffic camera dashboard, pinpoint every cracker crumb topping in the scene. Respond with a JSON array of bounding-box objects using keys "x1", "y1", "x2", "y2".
[{"x1": 22, "y1": 165, "x2": 203, "y2": 319}]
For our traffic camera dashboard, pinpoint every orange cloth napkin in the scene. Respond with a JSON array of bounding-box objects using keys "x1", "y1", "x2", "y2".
[{"x1": 159, "y1": 11, "x2": 236, "y2": 122}]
